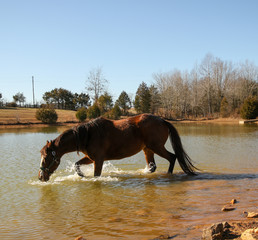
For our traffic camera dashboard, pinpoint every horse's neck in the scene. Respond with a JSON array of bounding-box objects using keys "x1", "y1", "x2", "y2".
[{"x1": 55, "y1": 130, "x2": 77, "y2": 157}]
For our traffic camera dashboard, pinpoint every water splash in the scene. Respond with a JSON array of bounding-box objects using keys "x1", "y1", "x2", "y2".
[{"x1": 28, "y1": 161, "x2": 139, "y2": 185}]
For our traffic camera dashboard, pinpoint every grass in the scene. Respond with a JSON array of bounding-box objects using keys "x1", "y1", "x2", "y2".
[{"x1": 0, "y1": 108, "x2": 78, "y2": 124}]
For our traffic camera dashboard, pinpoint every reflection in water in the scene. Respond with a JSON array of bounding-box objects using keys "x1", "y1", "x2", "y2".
[
  {"x1": 0, "y1": 124, "x2": 257, "y2": 239},
  {"x1": 176, "y1": 122, "x2": 258, "y2": 137},
  {"x1": 0, "y1": 125, "x2": 70, "y2": 135}
]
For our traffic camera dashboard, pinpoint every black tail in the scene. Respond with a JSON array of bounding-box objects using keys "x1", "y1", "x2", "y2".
[{"x1": 165, "y1": 121, "x2": 198, "y2": 175}]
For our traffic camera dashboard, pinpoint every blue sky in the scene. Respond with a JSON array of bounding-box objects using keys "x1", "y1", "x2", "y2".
[{"x1": 0, "y1": 0, "x2": 258, "y2": 103}]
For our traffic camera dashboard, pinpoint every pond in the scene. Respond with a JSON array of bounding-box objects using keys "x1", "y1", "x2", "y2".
[{"x1": 0, "y1": 123, "x2": 257, "y2": 239}]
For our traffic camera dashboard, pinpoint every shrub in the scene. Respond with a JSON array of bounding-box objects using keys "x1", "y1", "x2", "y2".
[
  {"x1": 6, "y1": 102, "x2": 17, "y2": 107},
  {"x1": 220, "y1": 97, "x2": 230, "y2": 118},
  {"x1": 87, "y1": 104, "x2": 101, "y2": 119},
  {"x1": 76, "y1": 107, "x2": 87, "y2": 122},
  {"x1": 240, "y1": 96, "x2": 258, "y2": 119},
  {"x1": 36, "y1": 107, "x2": 58, "y2": 123},
  {"x1": 110, "y1": 104, "x2": 122, "y2": 119},
  {"x1": 104, "y1": 104, "x2": 122, "y2": 120}
]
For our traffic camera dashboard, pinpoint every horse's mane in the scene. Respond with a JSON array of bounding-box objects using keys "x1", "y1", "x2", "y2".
[
  {"x1": 53, "y1": 117, "x2": 112, "y2": 152},
  {"x1": 75, "y1": 117, "x2": 107, "y2": 134}
]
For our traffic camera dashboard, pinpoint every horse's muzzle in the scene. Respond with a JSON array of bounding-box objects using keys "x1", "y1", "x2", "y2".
[{"x1": 38, "y1": 170, "x2": 50, "y2": 182}]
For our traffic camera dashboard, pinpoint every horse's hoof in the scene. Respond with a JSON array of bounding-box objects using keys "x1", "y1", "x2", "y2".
[{"x1": 149, "y1": 162, "x2": 157, "y2": 173}]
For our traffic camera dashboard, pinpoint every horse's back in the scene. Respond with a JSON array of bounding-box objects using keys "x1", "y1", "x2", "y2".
[
  {"x1": 90, "y1": 114, "x2": 167, "y2": 138},
  {"x1": 115, "y1": 114, "x2": 169, "y2": 145}
]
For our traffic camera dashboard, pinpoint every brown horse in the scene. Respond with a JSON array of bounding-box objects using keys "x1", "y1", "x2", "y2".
[{"x1": 39, "y1": 114, "x2": 197, "y2": 181}]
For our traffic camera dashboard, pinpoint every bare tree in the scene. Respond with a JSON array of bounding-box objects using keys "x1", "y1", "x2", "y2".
[
  {"x1": 190, "y1": 65, "x2": 201, "y2": 117},
  {"x1": 199, "y1": 53, "x2": 215, "y2": 116},
  {"x1": 153, "y1": 72, "x2": 174, "y2": 118},
  {"x1": 237, "y1": 60, "x2": 258, "y2": 101},
  {"x1": 153, "y1": 54, "x2": 258, "y2": 119},
  {"x1": 87, "y1": 67, "x2": 108, "y2": 103}
]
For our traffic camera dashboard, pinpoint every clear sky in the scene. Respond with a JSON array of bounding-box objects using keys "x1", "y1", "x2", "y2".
[{"x1": 0, "y1": 0, "x2": 258, "y2": 104}]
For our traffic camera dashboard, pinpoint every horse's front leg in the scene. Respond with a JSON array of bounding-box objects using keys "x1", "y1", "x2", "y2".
[
  {"x1": 75, "y1": 156, "x2": 93, "y2": 177},
  {"x1": 94, "y1": 159, "x2": 104, "y2": 177}
]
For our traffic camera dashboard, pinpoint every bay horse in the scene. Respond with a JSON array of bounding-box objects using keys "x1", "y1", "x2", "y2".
[{"x1": 39, "y1": 114, "x2": 197, "y2": 181}]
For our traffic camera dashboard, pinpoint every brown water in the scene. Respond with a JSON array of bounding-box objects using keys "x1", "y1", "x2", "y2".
[{"x1": 0, "y1": 124, "x2": 257, "y2": 239}]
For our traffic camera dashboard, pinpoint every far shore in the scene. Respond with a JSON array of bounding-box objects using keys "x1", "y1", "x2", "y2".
[
  {"x1": 0, "y1": 117, "x2": 253, "y2": 129},
  {"x1": 0, "y1": 107, "x2": 257, "y2": 129}
]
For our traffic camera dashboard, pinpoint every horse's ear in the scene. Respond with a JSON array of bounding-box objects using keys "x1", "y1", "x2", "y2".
[
  {"x1": 47, "y1": 140, "x2": 52, "y2": 147},
  {"x1": 49, "y1": 140, "x2": 55, "y2": 148}
]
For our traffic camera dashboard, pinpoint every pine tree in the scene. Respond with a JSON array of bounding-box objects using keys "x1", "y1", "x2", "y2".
[
  {"x1": 240, "y1": 96, "x2": 258, "y2": 119},
  {"x1": 116, "y1": 91, "x2": 131, "y2": 115},
  {"x1": 134, "y1": 82, "x2": 151, "y2": 114}
]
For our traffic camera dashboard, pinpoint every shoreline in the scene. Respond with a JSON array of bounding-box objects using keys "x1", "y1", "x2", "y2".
[
  {"x1": 0, "y1": 121, "x2": 80, "y2": 129},
  {"x1": 0, "y1": 117, "x2": 253, "y2": 129},
  {"x1": 1, "y1": 108, "x2": 257, "y2": 128}
]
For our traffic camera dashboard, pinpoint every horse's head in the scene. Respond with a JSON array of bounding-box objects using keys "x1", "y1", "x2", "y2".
[{"x1": 39, "y1": 140, "x2": 61, "y2": 181}]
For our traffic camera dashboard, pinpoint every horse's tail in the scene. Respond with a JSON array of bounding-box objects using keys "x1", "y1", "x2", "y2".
[{"x1": 165, "y1": 120, "x2": 198, "y2": 175}]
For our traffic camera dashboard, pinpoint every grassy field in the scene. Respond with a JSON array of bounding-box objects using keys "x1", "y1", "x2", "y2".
[{"x1": 0, "y1": 108, "x2": 78, "y2": 125}]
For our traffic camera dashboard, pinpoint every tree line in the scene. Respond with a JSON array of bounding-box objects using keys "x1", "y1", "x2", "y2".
[
  {"x1": 135, "y1": 54, "x2": 258, "y2": 119},
  {"x1": 1, "y1": 54, "x2": 257, "y2": 119}
]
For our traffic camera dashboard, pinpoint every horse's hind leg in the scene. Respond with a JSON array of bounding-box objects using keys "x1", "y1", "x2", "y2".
[
  {"x1": 75, "y1": 156, "x2": 93, "y2": 177},
  {"x1": 143, "y1": 147, "x2": 157, "y2": 173},
  {"x1": 151, "y1": 146, "x2": 176, "y2": 174}
]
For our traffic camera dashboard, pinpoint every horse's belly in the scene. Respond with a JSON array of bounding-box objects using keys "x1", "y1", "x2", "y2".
[{"x1": 105, "y1": 139, "x2": 143, "y2": 160}]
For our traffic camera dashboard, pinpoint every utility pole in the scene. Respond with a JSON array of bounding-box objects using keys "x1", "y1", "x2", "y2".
[{"x1": 32, "y1": 76, "x2": 35, "y2": 107}]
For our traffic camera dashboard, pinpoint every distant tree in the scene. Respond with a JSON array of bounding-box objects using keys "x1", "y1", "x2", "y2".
[
  {"x1": 98, "y1": 92, "x2": 113, "y2": 114},
  {"x1": 76, "y1": 107, "x2": 87, "y2": 122},
  {"x1": 13, "y1": 92, "x2": 26, "y2": 106},
  {"x1": 6, "y1": 102, "x2": 17, "y2": 107},
  {"x1": 43, "y1": 88, "x2": 76, "y2": 110},
  {"x1": 43, "y1": 89, "x2": 61, "y2": 108},
  {"x1": 153, "y1": 71, "x2": 177, "y2": 118},
  {"x1": 0, "y1": 93, "x2": 2, "y2": 107},
  {"x1": 134, "y1": 82, "x2": 151, "y2": 113},
  {"x1": 220, "y1": 97, "x2": 230, "y2": 117},
  {"x1": 86, "y1": 67, "x2": 108, "y2": 103},
  {"x1": 74, "y1": 93, "x2": 91, "y2": 108},
  {"x1": 110, "y1": 104, "x2": 122, "y2": 119},
  {"x1": 199, "y1": 54, "x2": 214, "y2": 116},
  {"x1": 87, "y1": 103, "x2": 101, "y2": 119},
  {"x1": 149, "y1": 85, "x2": 161, "y2": 114},
  {"x1": 116, "y1": 91, "x2": 131, "y2": 115},
  {"x1": 133, "y1": 95, "x2": 141, "y2": 114},
  {"x1": 240, "y1": 96, "x2": 258, "y2": 119},
  {"x1": 59, "y1": 88, "x2": 74, "y2": 109}
]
